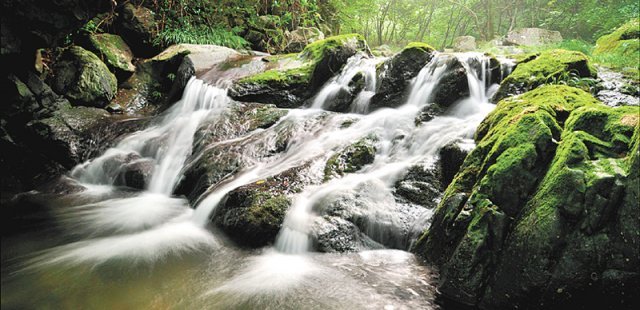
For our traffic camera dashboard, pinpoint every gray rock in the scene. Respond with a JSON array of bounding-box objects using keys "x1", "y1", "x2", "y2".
[
  {"x1": 453, "y1": 36, "x2": 477, "y2": 52},
  {"x1": 505, "y1": 28, "x2": 563, "y2": 46}
]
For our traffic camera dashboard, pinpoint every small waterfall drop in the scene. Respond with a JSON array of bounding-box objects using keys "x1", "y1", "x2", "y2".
[
  {"x1": 273, "y1": 52, "x2": 500, "y2": 255},
  {"x1": 71, "y1": 77, "x2": 230, "y2": 195},
  {"x1": 310, "y1": 53, "x2": 380, "y2": 113}
]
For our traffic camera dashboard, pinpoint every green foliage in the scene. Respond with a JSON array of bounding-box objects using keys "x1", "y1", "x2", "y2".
[{"x1": 154, "y1": 25, "x2": 249, "y2": 49}]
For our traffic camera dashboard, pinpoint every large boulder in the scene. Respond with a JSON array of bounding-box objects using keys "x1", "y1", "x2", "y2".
[
  {"x1": 493, "y1": 49, "x2": 596, "y2": 102},
  {"x1": 285, "y1": 27, "x2": 325, "y2": 53},
  {"x1": 229, "y1": 34, "x2": 370, "y2": 108},
  {"x1": 369, "y1": 42, "x2": 435, "y2": 110},
  {"x1": 413, "y1": 85, "x2": 639, "y2": 309},
  {"x1": 212, "y1": 163, "x2": 319, "y2": 247},
  {"x1": 80, "y1": 33, "x2": 136, "y2": 82},
  {"x1": 453, "y1": 36, "x2": 477, "y2": 52},
  {"x1": 175, "y1": 103, "x2": 288, "y2": 203},
  {"x1": 593, "y1": 19, "x2": 639, "y2": 63},
  {"x1": 116, "y1": 3, "x2": 159, "y2": 57},
  {"x1": 50, "y1": 46, "x2": 117, "y2": 108},
  {"x1": 505, "y1": 28, "x2": 563, "y2": 46}
]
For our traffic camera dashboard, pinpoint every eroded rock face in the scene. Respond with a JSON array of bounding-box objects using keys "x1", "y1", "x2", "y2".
[
  {"x1": 370, "y1": 42, "x2": 435, "y2": 110},
  {"x1": 51, "y1": 46, "x2": 117, "y2": 108},
  {"x1": 229, "y1": 34, "x2": 370, "y2": 108},
  {"x1": 413, "y1": 85, "x2": 639, "y2": 309},
  {"x1": 505, "y1": 28, "x2": 563, "y2": 46}
]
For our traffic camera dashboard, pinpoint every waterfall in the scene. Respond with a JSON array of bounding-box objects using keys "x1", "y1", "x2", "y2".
[
  {"x1": 273, "y1": 53, "x2": 499, "y2": 254},
  {"x1": 310, "y1": 53, "x2": 380, "y2": 112},
  {"x1": 71, "y1": 77, "x2": 230, "y2": 195}
]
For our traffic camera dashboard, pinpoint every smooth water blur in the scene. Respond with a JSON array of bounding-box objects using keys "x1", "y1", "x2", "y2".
[{"x1": 2, "y1": 52, "x2": 505, "y2": 309}]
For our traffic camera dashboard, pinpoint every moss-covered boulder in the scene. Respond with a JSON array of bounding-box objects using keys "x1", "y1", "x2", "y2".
[
  {"x1": 81, "y1": 33, "x2": 135, "y2": 81},
  {"x1": 213, "y1": 163, "x2": 318, "y2": 247},
  {"x1": 324, "y1": 137, "x2": 377, "y2": 181},
  {"x1": 594, "y1": 18, "x2": 639, "y2": 57},
  {"x1": 51, "y1": 46, "x2": 117, "y2": 108},
  {"x1": 369, "y1": 42, "x2": 435, "y2": 110},
  {"x1": 229, "y1": 34, "x2": 370, "y2": 108},
  {"x1": 413, "y1": 85, "x2": 639, "y2": 309},
  {"x1": 493, "y1": 49, "x2": 597, "y2": 102}
]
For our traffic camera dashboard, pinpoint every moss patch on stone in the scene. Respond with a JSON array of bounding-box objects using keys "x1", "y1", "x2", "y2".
[
  {"x1": 324, "y1": 137, "x2": 377, "y2": 181},
  {"x1": 413, "y1": 84, "x2": 640, "y2": 308},
  {"x1": 86, "y1": 33, "x2": 135, "y2": 78},
  {"x1": 494, "y1": 49, "x2": 597, "y2": 102}
]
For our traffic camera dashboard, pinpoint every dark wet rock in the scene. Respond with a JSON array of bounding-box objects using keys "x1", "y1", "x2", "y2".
[
  {"x1": 105, "y1": 102, "x2": 124, "y2": 114},
  {"x1": 116, "y1": 3, "x2": 159, "y2": 57},
  {"x1": 229, "y1": 34, "x2": 370, "y2": 108},
  {"x1": 213, "y1": 164, "x2": 320, "y2": 247},
  {"x1": 395, "y1": 165, "x2": 442, "y2": 208},
  {"x1": 415, "y1": 104, "x2": 445, "y2": 124},
  {"x1": 312, "y1": 216, "x2": 379, "y2": 252},
  {"x1": 493, "y1": 49, "x2": 596, "y2": 102},
  {"x1": 370, "y1": 42, "x2": 434, "y2": 110},
  {"x1": 50, "y1": 46, "x2": 117, "y2": 108},
  {"x1": 431, "y1": 56, "x2": 470, "y2": 108},
  {"x1": 324, "y1": 137, "x2": 377, "y2": 181},
  {"x1": 413, "y1": 85, "x2": 639, "y2": 309},
  {"x1": 117, "y1": 158, "x2": 154, "y2": 190},
  {"x1": 176, "y1": 103, "x2": 288, "y2": 202},
  {"x1": 439, "y1": 141, "x2": 470, "y2": 188}
]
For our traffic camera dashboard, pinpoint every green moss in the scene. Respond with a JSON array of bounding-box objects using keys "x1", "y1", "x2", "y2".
[
  {"x1": 238, "y1": 64, "x2": 314, "y2": 86},
  {"x1": 403, "y1": 42, "x2": 435, "y2": 53},
  {"x1": 246, "y1": 192, "x2": 291, "y2": 227},
  {"x1": 88, "y1": 33, "x2": 135, "y2": 74},
  {"x1": 494, "y1": 49, "x2": 597, "y2": 101},
  {"x1": 324, "y1": 137, "x2": 377, "y2": 181},
  {"x1": 594, "y1": 19, "x2": 640, "y2": 55},
  {"x1": 593, "y1": 19, "x2": 640, "y2": 77},
  {"x1": 300, "y1": 33, "x2": 366, "y2": 62}
]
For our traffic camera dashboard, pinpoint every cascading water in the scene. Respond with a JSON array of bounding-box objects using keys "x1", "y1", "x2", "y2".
[
  {"x1": 3, "y1": 51, "x2": 511, "y2": 309},
  {"x1": 274, "y1": 52, "x2": 498, "y2": 254},
  {"x1": 310, "y1": 53, "x2": 380, "y2": 113}
]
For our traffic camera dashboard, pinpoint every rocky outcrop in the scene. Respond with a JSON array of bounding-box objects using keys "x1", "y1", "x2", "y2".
[
  {"x1": 116, "y1": 3, "x2": 159, "y2": 57},
  {"x1": 453, "y1": 36, "x2": 476, "y2": 52},
  {"x1": 369, "y1": 42, "x2": 435, "y2": 110},
  {"x1": 229, "y1": 34, "x2": 370, "y2": 108},
  {"x1": 80, "y1": 33, "x2": 136, "y2": 81},
  {"x1": 50, "y1": 46, "x2": 118, "y2": 108},
  {"x1": 493, "y1": 49, "x2": 596, "y2": 102},
  {"x1": 505, "y1": 28, "x2": 563, "y2": 46},
  {"x1": 413, "y1": 85, "x2": 639, "y2": 309}
]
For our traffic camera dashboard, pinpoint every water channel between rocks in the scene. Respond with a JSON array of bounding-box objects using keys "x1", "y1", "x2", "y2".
[{"x1": 2, "y1": 52, "x2": 508, "y2": 309}]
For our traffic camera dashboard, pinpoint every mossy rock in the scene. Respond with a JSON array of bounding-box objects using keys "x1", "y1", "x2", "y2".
[
  {"x1": 370, "y1": 42, "x2": 435, "y2": 110},
  {"x1": 51, "y1": 46, "x2": 117, "y2": 108},
  {"x1": 229, "y1": 34, "x2": 370, "y2": 108},
  {"x1": 594, "y1": 19, "x2": 640, "y2": 55},
  {"x1": 493, "y1": 49, "x2": 597, "y2": 102},
  {"x1": 82, "y1": 33, "x2": 135, "y2": 82},
  {"x1": 413, "y1": 85, "x2": 640, "y2": 308},
  {"x1": 116, "y1": 3, "x2": 159, "y2": 57},
  {"x1": 213, "y1": 163, "x2": 318, "y2": 247},
  {"x1": 324, "y1": 137, "x2": 377, "y2": 181}
]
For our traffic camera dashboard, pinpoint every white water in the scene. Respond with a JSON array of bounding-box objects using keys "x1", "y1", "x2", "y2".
[
  {"x1": 311, "y1": 53, "x2": 380, "y2": 112},
  {"x1": 274, "y1": 52, "x2": 497, "y2": 254},
  {"x1": 3, "y1": 51, "x2": 508, "y2": 309}
]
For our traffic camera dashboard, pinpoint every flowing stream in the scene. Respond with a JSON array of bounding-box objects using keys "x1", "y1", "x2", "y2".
[{"x1": 2, "y1": 52, "x2": 505, "y2": 309}]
